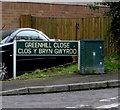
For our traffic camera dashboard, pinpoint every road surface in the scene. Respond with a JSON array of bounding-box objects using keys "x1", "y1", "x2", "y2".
[{"x1": 2, "y1": 88, "x2": 120, "y2": 109}]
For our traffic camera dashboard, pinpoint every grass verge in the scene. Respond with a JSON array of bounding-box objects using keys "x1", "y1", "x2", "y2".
[
  {"x1": 17, "y1": 55, "x2": 120, "y2": 79},
  {"x1": 17, "y1": 63, "x2": 79, "y2": 79},
  {"x1": 104, "y1": 55, "x2": 120, "y2": 72}
]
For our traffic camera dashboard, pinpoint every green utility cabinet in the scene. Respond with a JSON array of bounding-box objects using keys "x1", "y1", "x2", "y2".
[{"x1": 78, "y1": 39, "x2": 104, "y2": 74}]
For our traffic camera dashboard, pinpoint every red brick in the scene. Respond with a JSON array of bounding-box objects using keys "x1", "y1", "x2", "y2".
[{"x1": 1, "y1": 2, "x2": 109, "y2": 29}]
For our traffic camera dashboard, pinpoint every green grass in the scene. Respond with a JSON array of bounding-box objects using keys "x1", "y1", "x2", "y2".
[
  {"x1": 17, "y1": 63, "x2": 79, "y2": 79},
  {"x1": 17, "y1": 55, "x2": 120, "y2": 79},
  {"x1": 104, "y1": 55, "x2": 120, "y2": 72}
]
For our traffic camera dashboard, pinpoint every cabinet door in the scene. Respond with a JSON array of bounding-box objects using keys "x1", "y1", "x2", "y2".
[{"x1": 80, "y1": 40, "x2": 104, "y2": 74}]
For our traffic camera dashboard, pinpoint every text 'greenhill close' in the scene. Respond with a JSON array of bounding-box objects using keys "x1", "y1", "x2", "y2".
[{"x1": 16, "y1": 41, "x2": 78, "y2": 56}]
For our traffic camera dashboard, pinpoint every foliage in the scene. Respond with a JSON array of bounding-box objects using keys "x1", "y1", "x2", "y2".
[
  {"x1": 104, "y1": 55, "x2": 120, "y2": 72},
  {"x1": 89, "y1": 2, "x2": 120, "y2": 49}
]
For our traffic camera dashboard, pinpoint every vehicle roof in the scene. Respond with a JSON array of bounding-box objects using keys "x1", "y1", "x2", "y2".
[
  {"x1": 0, "y1": 28, "x2": 51, "y2": 43},
  {"x1": 0, "y1": 29, "x2": 18, "y2": 39},
  {"x1": 0, "y1": 28, "x2": 40, "y2": 39}
]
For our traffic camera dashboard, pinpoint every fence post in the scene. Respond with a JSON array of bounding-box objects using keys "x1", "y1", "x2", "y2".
[{"x1": 13, "y1": 40, "x2": 16, "y2": 79}]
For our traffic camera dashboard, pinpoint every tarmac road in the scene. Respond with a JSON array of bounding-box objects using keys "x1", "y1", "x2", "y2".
[{"x1": 2, "y1": 88, "x2": 120, "y2": 109}]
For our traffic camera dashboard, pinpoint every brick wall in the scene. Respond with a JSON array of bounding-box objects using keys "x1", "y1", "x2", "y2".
[{"x1": 1, "y1": 2, "x2": 109, "y2": 29}]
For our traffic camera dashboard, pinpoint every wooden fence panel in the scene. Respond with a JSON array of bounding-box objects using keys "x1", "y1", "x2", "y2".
[
  {"x1": 20, "y1": 15, "x2": 118, "y2": 55},
  {"x1": 20, "y1": 15, "x2": 32, "y2": 28}
]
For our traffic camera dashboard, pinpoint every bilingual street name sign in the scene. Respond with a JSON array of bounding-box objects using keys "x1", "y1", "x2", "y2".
[
  {"x1": 13, "y1": 41, "x2": 78, "y2": 79},
  {"x1": 16, "y1": 41, "x2": 78, "y2": 56}
]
